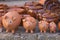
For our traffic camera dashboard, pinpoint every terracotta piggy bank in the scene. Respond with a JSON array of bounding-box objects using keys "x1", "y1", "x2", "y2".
[
  {"x1": 49, "y1": 21, "x2": 56, "y2": 33},
  {"x1": 58, "y1": 22, "x2": 60, "y2": 30},
  {"x1": 38, "y1": 18, "x2": 49, "y2": 33},
  {"x1": 23, "y1": 16, "x2": 37, "y2": 33},
  {"x1": 2, "y1": 11, "x2": 22, "y2": 33}
]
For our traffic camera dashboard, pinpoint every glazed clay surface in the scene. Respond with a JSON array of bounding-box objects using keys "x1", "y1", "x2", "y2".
[
  {"x1": 23, "y1": 16, "x2": 37, "y2": 33},
  {"x1": 2, "y1": 11, "x2": 21, "y2": 33}
]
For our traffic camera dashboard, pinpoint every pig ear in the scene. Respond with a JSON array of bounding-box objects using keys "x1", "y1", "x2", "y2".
[
  {"x1": 28, "y1": 10, "x2": 33, "y2": 13},
  {"x1": 17, "y1": 14, "x2": 23, "y2": 18},
  {"x1": 12, "y1": 17, "x2": 16, "y2": 21},
  {"x1": 39, "y1": 21, "x2": 41, "y2": 24},
  {"x1": 2, "y1": 16, "x2": 3, "y2": 18},
  {"x1": 4, "y1": 16, "x2": 8, "y2": 19},
  {"x1": 23, "y1": 19, "x2": 26, "y2": 22}
]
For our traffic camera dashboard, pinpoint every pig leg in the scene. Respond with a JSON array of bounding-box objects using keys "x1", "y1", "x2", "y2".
[
  {"x1": 12, "y1": 30, "x2": 15, "y2": 33},
  {"x1": 0, "y1": 28, "x2": 3, "y2": 32},
  {"x1": 26, "y1": 29, "x2": 28, "y2": 33},
  {"x1": 50, "y1": 30, "x2": 52, "y2": 33},
  {"x1": 44, "y1": 30, "x2": 46, "y2": 33},
  {"x1": 31, "y1": 30, "x2": 33, "y2": 33},
  {"x1": 6, "y1": 29, "x2": 9, "y2": 33},
  {"x1": 54, "y1": 30, "x2": 56, "y2": 33},
  {"x1": 40, "y1": 30, "x2": 43, "y2": 33}
]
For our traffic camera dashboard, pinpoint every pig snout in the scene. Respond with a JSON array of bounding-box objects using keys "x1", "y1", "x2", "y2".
[
  {"x1": 7, "y1": 19, "x2": 13, "y2": 25},
  {"x1": 9, "y1": 20, "x2": 12, "y2": 24},
  {"x1": 6, "y1": 20, "x2": 13, "y2": 27}
]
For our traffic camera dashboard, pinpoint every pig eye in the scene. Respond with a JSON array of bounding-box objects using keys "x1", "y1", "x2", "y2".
[
  {"x1": 23, "y1": 19, "x2": 26, "y2": 22},
  {"x1": 5, "y1": 16, "x2": 8, "y2": 19},
  {"x1": 12, "y1": 17, "x2": 16, "y2": 21},
  {"x1": 9, "y1": 20, "x2": 12, "y2": 23}
]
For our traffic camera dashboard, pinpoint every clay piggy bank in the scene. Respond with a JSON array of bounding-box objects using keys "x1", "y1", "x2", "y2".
[
  {"x1": 38, "y1": 18, "x2": 49, "y2": 33},
  {"x1": 58, "y1": 22, "x2": 60, "y2": 30},
  {"x1": 49, "y1": 21, "x2": 56, "y2": 33},
  {"x1": 2, "y1": 11, "x2": 22, "y2": 33},
  {"x1": 23, "y1": 16, "x2": 37, "y2": 33}
]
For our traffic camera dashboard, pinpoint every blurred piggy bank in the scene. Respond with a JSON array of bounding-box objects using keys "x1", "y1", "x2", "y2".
[
  {"x1": 49, "y1": 22, "x2": 56, "y2": 33},
  {"x1": 38, "y1": 18, "x2": 49, "y2": 33},
  {"x1": 23, "y1": 16, "x2": 37, "y2": 33},
  {"x1": 2, "y1": 11, "x2": 22, "y2": 33}
]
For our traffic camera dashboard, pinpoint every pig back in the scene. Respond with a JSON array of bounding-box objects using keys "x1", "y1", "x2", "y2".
[{"x1": 26, "y1": 17, "x2": 36, "y2": 24}]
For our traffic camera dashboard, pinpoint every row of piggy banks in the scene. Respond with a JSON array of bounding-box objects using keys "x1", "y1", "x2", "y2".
[{"x1": 0, "y1": 11, "x2": 60, "y2": 33}]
